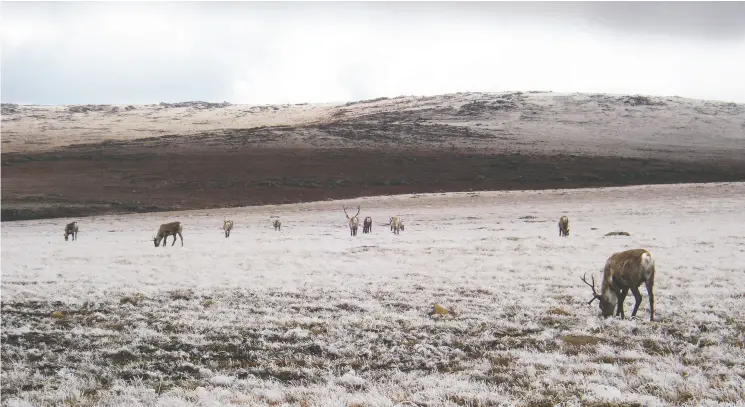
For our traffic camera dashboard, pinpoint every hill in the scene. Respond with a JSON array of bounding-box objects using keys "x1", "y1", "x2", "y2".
[{"x1": 2, "y1": 91, "x2": 745, "y2": 220}]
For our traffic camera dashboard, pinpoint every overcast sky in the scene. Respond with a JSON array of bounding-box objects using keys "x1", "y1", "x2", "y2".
[{"x1": 2, "y1": 1, "x2": 744, "y2": 105}]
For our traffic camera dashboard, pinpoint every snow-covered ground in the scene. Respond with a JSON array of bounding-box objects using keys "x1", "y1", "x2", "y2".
[
  {"x1": 3, "y1": 92, "x2": 744, "y2": 161},
  {"x1": 2, "y1": 182, "x2": 745, "y2": 406}
]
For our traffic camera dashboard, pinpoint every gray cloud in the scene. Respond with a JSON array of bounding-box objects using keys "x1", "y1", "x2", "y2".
[
  {"x1": 572, "y1": 2, "x2": 745, "y2": 41},
  {"x1": 2, "y1": 1, "x2": 744, "y2": 105}
]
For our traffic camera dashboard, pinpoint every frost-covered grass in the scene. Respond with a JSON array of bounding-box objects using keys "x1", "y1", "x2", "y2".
[{"x1": 2, "y1": 183, "x2": 745, "y2": 406}]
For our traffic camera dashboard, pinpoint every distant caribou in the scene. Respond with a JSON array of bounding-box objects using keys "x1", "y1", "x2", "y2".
[
  {"x1": 64, "y1": 221, "x2": 79, "y2": 241},
  {"x1": 363, "y1": 217, "x2": 372, "y2": 234},
  {"x1": 273, "y1": 219, "x2": 282, "y2": 231},
  {"x1": 153, "y1": 221, "x2": 184, "y2": 248},
  {"x1": 581, "y1": 248, "x2": 656, "y2": 321},
  {"x1": 223, "y1": 220, "x2": 234, "y2": 238},
  {"x1": 558, "y1": 216, "x2": 569, "y2": 237},
  {"x1": 343, "y1": 205, "x2": 361, "y2": 236},
  {"x1": 390, "y1": 216, "x2": 403, "y2": 235}
]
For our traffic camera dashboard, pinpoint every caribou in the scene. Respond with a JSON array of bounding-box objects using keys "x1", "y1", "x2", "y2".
[
  {"x1": 273, "y1": 219, "x2": 282, "y2": 231},
  {"x1": 343, "y1": 205, "x2": 361, "y2": 236},
  {"x1": 581, "y1": 248, "x2": 656, "y2": 321},
  {"x1": 153, "y1": 221, "x2": 184, "y2": 248},
  {"x1": 558, "y1": 216, "x2": 569, "y2": 237},
  {"x1": 363, "y1": 217, "x2": 372, "y2": 234},
  {"x1": 390, "y1": 216, "x2": 403, "y2": 235},
  {"x1": 223, "y1": 220, "x2": 234, "y2": 238},
  {"x1": 64, "y1": 221, "x2": 79, "y2": 241}
]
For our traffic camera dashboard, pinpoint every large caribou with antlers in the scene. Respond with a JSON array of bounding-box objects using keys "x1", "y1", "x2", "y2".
[
  {"x1": 64, "y1": 221, "x2": 79, "y2": 241},
  {"x1": 223, "y1": 220, "x2": 234, "y2": 238},
  {"x1": 581, "y1": 248, "x2": 656, "y2": 321},
  {"x1": 558, "y1": 215, "x2": 569, "y2": 237},
  {"x1": 153, "y1": 221, "x2": 184, "y2": 248},
  {"x1": 343, "y1": 205, "x2": 361, "y2": 236},
  {"x1": 363, "y1": 217, "x2": 372, "y2": 234}
]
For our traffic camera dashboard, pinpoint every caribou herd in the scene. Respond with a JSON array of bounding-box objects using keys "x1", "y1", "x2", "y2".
[{"x1": 60, "y1": 212, "x2": 656, "y2": 322}]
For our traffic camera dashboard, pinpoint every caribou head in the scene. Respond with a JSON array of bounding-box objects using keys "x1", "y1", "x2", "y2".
[{"x1": 580, "y1": 272, "x2": 615, "y2": 318}]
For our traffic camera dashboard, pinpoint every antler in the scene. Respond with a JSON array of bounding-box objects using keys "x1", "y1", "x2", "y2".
[
  {"x1": 354, "y1": 205, "x2": 360, "y2": 218},
  {"x1": 343, "y1": 206, "x2": 350, "y2": 219},
  {"x1": 580, "y1": 273, "x2": 601, "y2": 305}
]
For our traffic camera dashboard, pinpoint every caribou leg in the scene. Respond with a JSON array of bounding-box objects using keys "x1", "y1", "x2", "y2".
[
  {"x1": 645, "y1": 279, "x2": 655, "y2": 321},
  {"x1": 616, "y1": 288, "x2": 629, "y2": 317},
  {"x1": 629, "y1": 286, "x2": 644, "y2": 318}
]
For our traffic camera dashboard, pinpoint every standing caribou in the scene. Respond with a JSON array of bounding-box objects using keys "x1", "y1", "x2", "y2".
[
  {"x1": 343, "y1": 205, "x2": 361, "y2": 236},
  {"x1": 64, "y1": 221, "x2": 79, "y2": 241},
  {"x1": 363, "y1": 217, "x2": 372, "y2": 234},
  {"x1": 581, "y1": 248, "x2": 656, "y2": 321},
  {"x1": 390, "y1": 216, "x2": 403, "y2": 235},
  {"x1": 153, "y1": 221, "x2": 184, "y2": 248},
  {"x1": 558, "y1": 215, "x2": 569, "y2": 237},
  {"x1": 273, "y1": 219, "x2": 282, "y2": 231},
  {"x1": 223, "y1": 220, "x2": 234, "y2": 238}
]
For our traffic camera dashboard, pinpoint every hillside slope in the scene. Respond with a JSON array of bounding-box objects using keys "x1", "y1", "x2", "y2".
[
  {"x1": 3, "y1": 91, "x2": 745, "y2": 158},
  {"x1": 2, "y1": 91, "x2": 745, "y2": 220}
]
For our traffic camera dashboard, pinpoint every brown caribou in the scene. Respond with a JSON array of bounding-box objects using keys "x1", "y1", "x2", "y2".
[
  {"x1": 390, "y1": 216, "x2": 402, "y2": 235},
  {"x1": 343, "y1": 205, "x2": 361, "y2": 236},
  {"x1": 64, "y1": 221, "x2": 79, "y2": 241},
  {"x1": 558, "y1": 215, "x2": 569, "y2": 237},
  {"x1": 581, "y1": 248, "x2": 656, "y2": 321},
  {"x1": 363, "y1": 216, "x2": 372, "y2": 234},
  {"x1": 153, "y1": 221, "x2": 184, "y2": 248},
  {"x1": 223, "y1": 220, "x2": 234, "y2": 238}
]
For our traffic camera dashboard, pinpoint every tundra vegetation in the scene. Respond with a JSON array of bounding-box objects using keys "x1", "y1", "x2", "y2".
[{"x1": 1, "y1": 183, "x2": 744, "y2": 406}]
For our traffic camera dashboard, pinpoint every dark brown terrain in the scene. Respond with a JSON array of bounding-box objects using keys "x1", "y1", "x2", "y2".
[
  {"x1": 3, "y1": 92, "x2": 745, "y2": 221},
  {"x1": 4, "y1": 141, "x2": 745, "y2": 222}
]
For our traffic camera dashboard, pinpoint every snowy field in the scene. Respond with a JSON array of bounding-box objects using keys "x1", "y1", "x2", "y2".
[
  {"x1": 2, "y1": 182, "x2": 745, "y2": 406},
  {"x1": 3, "y1": 92, "x2": 744, "y2": 161}
]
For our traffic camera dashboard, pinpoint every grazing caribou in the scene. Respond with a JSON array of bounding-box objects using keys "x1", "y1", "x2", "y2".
[
  {"x1": 343, "y1": 205, "x2": 361, "y2": 236},
  {"x1": 363, "y1": 217, "x2": 372, "y2": 234},
  {"x1": 390, "y1": 216, "x2": 403, "y2": 235},
  {"x1": 223, "y1": 220, "x2": 234, "y2": 238},
  {"x1": 64, "y1": 222, "x2": 79, "y2": 241},
  {"x1": 273, "y1": 219, "x2": 281, "y2": 231},
  {"x1": 558, "y1": 215, "x2": 569, "y2": 237},
  {"x1": 153, "y1": 221, "x2": 184, "y2": 248},
  {"x1": 581, "y1": 248, "x2": 656, "y2": 321}
]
